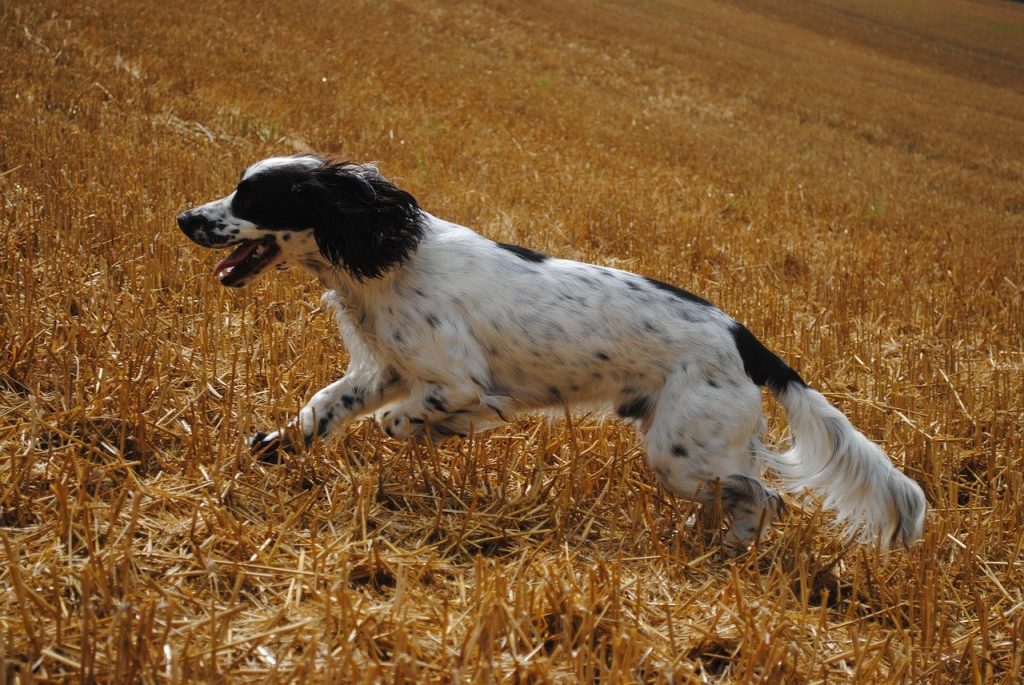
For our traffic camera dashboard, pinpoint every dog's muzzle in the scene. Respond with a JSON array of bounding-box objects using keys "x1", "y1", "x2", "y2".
[
  {"x1": 177, "y1": 209, "x2": 236, "y2": 248},
  {"x1": 177, "y1": 209, "x2": 283, "y2": 287},
  {"x1": 177, "y1": 210, "x2": 205, "y2": 240}
]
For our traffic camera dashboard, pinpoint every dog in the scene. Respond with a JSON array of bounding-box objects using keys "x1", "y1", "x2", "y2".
[{"x1": 177, "y1": 154, "x2": 926, "y2": 550}]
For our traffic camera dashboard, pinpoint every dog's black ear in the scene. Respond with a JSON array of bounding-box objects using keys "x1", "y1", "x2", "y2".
[{"x1": 295, "y1": 160, "x2": 425, "y2": 280}]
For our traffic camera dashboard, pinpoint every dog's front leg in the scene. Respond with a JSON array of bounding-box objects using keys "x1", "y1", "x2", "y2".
[
  {"x1": 251, "y1": 368, "x2": 406, "y2": 459},
  {"x1": 380, "y1": 381, "x2": 504, "y2": 442}
]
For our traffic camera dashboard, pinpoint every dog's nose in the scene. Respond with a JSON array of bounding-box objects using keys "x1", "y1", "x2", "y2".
[{"x1": 177, "y1": 210, "x2": 203, "y2": 235}]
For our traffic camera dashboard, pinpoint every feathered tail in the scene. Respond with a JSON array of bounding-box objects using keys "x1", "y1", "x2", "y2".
[
  {"x1": 730, "y1": 322, "x2": 926, "y2": 548},
  {"x1": 772, "y1": 383, "x2": 926, "y2": 547}
]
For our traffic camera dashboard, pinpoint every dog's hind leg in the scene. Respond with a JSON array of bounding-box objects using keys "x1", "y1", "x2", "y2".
[
  {"x1": 642, "y1": 364, "x2": 782, "y2": 551},
  {"x1": 717, "y1": 472, "x2": 784, "y2": 550}
]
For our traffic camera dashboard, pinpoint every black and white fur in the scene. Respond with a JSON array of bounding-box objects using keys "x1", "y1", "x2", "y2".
[{"x1": 177, "y1": 154, "x2": 926, "y2": 550}]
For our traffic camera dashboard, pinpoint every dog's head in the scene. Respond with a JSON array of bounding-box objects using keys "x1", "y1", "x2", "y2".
[{"x1": 177, "y1": 155, "x2": 425, "y2": 286}]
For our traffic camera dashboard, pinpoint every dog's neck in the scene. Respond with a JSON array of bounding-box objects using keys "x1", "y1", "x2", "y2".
[
  {"x1": 315, "y1": 256, "x2": 407, "y2": 310},
  {"x1": 312, "y1": 209, "x2": 436, "y2": 299}
]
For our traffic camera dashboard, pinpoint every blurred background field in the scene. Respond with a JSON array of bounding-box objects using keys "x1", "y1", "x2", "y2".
[{"x1": 1, "y1": 0, "x2": 1023, "y2": 681}]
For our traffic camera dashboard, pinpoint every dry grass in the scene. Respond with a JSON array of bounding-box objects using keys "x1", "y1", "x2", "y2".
[{"x1": 2, "y1": 0, "x2": 1023, "y2": 681}]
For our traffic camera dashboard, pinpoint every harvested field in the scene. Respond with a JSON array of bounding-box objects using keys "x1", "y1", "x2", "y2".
[{"x1": 2, "y1": 0, "x2": 1023, "y2": 681}]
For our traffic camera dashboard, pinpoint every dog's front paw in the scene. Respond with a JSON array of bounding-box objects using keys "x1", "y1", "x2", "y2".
[
  {"x1": 380, "y1": 411, "x2": 425, "y2": 441},
  {"x1": 381, "y1": 411, "x2": 466, "y2": 443},
  {"x1": 381, "y1": 411, "x2": 407, "y2": 440}
]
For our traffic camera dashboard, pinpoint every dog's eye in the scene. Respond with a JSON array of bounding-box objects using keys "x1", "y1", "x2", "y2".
[{"x1": 232, "y1": 188, "x2": 255, "y2": 214}]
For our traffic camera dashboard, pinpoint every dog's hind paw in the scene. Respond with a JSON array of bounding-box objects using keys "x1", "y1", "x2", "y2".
[{"x1": 250, "y1": 430, "x2": 290, "y2": 463}]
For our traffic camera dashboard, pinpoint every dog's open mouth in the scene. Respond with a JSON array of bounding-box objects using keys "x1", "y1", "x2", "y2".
[{"x1": 213, "y1": 237, "x2": 280, "y2": 287}]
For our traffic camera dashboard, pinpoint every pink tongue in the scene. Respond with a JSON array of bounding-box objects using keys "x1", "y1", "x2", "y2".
[{"x1": 213, "y1": 241, "x2": 260, "y2": 275}]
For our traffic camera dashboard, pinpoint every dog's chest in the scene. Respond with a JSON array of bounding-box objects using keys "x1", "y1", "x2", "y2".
[{"x1": 326, "y1": 290, "x2": 426, "y2": 366}]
